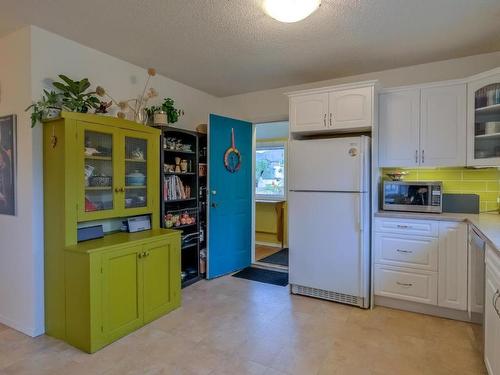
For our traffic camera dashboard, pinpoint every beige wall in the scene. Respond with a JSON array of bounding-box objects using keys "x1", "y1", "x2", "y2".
[
  {"x1": 0, "y1": 25, "x2": 221, "y2": 336},
  {"x1": 218, "y1": 51, "x2": 500, "y2": 123},
  {"x1": 0, "y1": 27, "x2": 43, "y2": 336},
  {"x1": 31, "y1": 26, "x2": 220, "y2": 131}
]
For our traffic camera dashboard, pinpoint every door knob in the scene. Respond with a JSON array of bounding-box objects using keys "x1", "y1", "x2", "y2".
[
  {"x1": 211, "y1": 202, "x2": 218, "y2": 208},
  {"x1": 211, "y1": 190, "x2": 217, "y2": 195}
]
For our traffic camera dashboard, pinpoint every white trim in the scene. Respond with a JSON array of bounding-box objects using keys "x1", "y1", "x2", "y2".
[
  {"x1": 467, "y1": 66, "x2": 500, "y2": 82},
  {"x1": 0, "y1": 313, "x2": 44, "y2": 337},
  {"x1": 255, "y1": 140, "x2": 287, "y2": 201},
  {"x1": 375, "y1": 296, "x2": 482, "y2": 323},
  {"x1": 251, "y1": 125, "x2": 256, "y2": 264},
  {"x1": 379, "y1": 77, "x2": 469, "y2": 94},
  {"x1": 286, "y1": 80, "x2": 379, "y2": 97}
]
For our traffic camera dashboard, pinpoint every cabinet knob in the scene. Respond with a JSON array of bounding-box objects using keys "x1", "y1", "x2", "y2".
[
  {"x1": 323, "y1": 113, "x2": 327, "y2": 127},
  {"x1": 115, "y1": 188, "x2": 120, "y2": 193},
  {"x1": 329, "y1": 113, "x2": 333, "y2": 127}
]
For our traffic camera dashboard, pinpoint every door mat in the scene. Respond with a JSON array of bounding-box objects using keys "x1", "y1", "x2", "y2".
[
  {"x1": 232, "y1": 267, "x2": 288, "y2": 286},
  {"x1": 260, "y1": 248, "x2": 289, "y2": 266}
]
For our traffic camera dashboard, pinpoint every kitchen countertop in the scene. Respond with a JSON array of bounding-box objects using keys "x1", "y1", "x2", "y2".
[{"x1": 375, "y1": 211, "x2": 500, "y2": 252}]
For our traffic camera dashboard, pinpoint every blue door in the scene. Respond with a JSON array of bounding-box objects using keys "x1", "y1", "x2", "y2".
[{"x1": 208, "y1": 114, "x2": 253, "y2": 279}]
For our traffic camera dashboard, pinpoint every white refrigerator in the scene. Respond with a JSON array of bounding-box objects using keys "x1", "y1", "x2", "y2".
[{"x1": 288, "y1": 135, "x2": 370, "y2": 308}]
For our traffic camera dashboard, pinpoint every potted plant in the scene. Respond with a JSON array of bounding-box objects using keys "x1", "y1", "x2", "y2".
[
  {"x1": 26, "y1": 75, "x2": 101, "y2": 127},
  {"x1": 25, "y1": 90, "x2": 62, "y2": 128},
  {"x1": 52, "y1": 75, "x2": 100, "y2": 113},
  {"x1": 146, "y1": 98, "x2": 184, "y2": 127}
]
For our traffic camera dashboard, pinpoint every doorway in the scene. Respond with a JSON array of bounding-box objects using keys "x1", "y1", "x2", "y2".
[{"x1": 253, "y1": 121, "x2": 289, "y2": 270}]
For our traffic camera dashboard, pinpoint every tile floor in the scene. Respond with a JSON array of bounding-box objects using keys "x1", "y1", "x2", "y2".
[{"x1": 0, "y1": 276, "x2": 486, "y2": 375}]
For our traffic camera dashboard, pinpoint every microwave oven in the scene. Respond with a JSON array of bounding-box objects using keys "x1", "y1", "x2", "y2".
[{"x1": 383, "y1": 181, "x2": 443, "y2": 213}]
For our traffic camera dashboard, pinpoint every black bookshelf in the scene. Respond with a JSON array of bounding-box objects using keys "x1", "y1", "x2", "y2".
[{"x1": 159, "y1": 127, "x2": 201, "y2": 288}]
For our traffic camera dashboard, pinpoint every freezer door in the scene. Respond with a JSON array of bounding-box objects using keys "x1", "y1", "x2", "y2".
[
  {"x1": 289, "y1": 136, "x2": 369, "y2": 192},
  {"x1": 288, "y1": 191, "x2": 369, "y2": 298}
]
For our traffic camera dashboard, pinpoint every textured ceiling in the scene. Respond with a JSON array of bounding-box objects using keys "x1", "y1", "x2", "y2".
[{"x1": 1, "y1": 0, "x2": 500, "y2": 96}]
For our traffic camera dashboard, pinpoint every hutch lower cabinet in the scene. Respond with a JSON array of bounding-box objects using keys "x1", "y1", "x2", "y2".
[
  {"x1": 43, "y1": 112, "x2": 181, "y2": 353},
  {"x1": 65, "y1": 231, "x2": 181, "y2": 353}
]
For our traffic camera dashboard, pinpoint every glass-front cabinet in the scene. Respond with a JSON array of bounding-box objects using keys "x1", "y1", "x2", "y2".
[
  {"x1": 468, "y1": 73, "x2": 500, "y2": 166},
  {"x1": 78, "y1": 121, "x2": 156, "y2": 221}
]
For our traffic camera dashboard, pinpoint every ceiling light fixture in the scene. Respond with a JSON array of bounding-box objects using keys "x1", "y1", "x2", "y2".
[{"x1": 263, "y1": 0, "x2": 321, "y2": 23}]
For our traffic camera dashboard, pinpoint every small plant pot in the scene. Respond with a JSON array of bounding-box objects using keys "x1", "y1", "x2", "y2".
[
  {"x1": 43, "y1": 108, "x2": 61, "y2": 121},
  {"x1": 154, "y1": 111, "x2": 168, "y2": 126}
]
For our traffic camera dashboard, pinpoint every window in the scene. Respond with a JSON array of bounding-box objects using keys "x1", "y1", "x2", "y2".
[{"x1": 255, "y1": 143, "x2": 286, "y2": 200}]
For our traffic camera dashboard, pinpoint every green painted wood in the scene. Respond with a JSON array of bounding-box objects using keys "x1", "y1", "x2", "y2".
[
  {"x1": 101, "y1": 245, "x2": 144, "y2": 342},
  {"x1": 43, "y1": 112, "x2": 178, "y2": 353},
  {"x1": 143, "y1": 238, "x2": 181, "y2": 323}
]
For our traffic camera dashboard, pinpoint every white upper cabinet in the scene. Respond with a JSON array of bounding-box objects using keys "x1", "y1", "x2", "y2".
[
  {"x1": 329, "y1": 86, "x2": 373, "y2": 131},
  {"x1": 467, "y1": 70, "x2": 500, "y2": 167},
  {"x1": 379, "y1": 89, "x2": 420, "y2": 167},
  {"x1": 378, "y1": 82, "x2": 467, "y2": 167},
  {"x1": 420, "y1": 84, "x2": 466, "y2": 167},
  {"x1": 289, "y1": 93, "x2": 329, "y2": 133},
  {"x1": 289, "y1": 82, "x2": 375, "y2": 135}
]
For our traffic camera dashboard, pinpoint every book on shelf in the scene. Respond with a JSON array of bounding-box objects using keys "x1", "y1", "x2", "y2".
[{"x1": 164, "y1": 175, "x2": 192, "y2": 201}]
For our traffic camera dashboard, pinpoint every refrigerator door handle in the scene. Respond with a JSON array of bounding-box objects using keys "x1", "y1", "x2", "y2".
[{"x1": 355, "y1": 195, "x2": 363, "y2": 232}]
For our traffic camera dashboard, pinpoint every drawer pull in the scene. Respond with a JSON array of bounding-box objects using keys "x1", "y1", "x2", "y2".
[
  {"x1": 396, "y1": 225, "x2": 411, "y2": 229},
  {"x1": 396, "y1": 249, "x2": 413, "y2": 254},
  {"x1": 396, "y1": 281, "x2": 413, "y2": 288}
]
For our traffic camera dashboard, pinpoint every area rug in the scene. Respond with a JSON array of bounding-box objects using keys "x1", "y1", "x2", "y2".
[
  {"x1": 260, "y1": 248, "x2": 289, "y2": 266},
  {"x1": 232, "y1": 267, "x2": 288, "y2": 286}
]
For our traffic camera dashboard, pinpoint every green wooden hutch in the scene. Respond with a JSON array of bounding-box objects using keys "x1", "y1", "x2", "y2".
[{"x1": 43, "y1": 112, "x2": 181, "y2": 353}]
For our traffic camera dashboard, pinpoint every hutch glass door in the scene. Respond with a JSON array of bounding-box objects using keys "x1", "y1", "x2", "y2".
[
  {"x1": 83, "y1": 128, "x2": 116, "y2": 217},
  {"x1": 473, "y1": 83, "x2": 500, "y2": 162},
  {"x1": 124, "y1": 136, "x2": 148, "y2": 211}
]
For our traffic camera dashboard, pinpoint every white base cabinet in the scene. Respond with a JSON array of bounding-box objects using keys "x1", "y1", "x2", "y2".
[
  {"x1": 374, "y1": 218, "x2": 468, "y2": 311},
  {"x1": 438, "y1": 222, "x2": 468, "y2": 310},
  {"x1": 485, "y1": 244, "x2": 500, "y2": 375}
]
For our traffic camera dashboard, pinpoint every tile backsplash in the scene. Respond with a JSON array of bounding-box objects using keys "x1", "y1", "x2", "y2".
[{"x1": 382, "y1": 168, "x2": 500, "y2": 212}]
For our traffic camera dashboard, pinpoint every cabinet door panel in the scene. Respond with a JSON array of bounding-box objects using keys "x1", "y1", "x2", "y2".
[
  {"x1": 329, "y1": 87, "x2": 372, "y2": 131},
  {"x1": 121, "y1": 132, "x2": 157, "y2": 216},
  {"x1": 78, "y1": 122, "x2": 120, "y2": 221},
  {"x1": 290, "y1": 93, "x2": 328, "y2": 133},
  {"x1": 438, "y1": 222, "x2": 467, "y2": 310},
  {"x1": 420, "y1": 84, "x2": 466, "y2": 167},
  {"x1": 467, "y1": 74, "x2": 500, "y2": 167},
  {"x1": 143, "y1": 239, "x2": 181, "y2": 323},
  {"x1": 484, "y1": 266, "x2": 500, "y2": 375},
  {"x1": 379, "y1": 90, "x2": 420, "y2": 167},
  {"x1": 102, "y1": 246, "x2": 143, "y2": 341}
]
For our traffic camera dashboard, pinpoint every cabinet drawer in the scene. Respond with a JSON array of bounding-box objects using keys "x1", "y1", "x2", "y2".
[
  {"x1": 375, "y1": 233, "x2": 438, "y2": 271},
  {"x1": 375, "y1": 265, "x2": 438, "y2": 305},
  {"x1": 375, "y1": 218, "x2": 439, "y2": 237}
]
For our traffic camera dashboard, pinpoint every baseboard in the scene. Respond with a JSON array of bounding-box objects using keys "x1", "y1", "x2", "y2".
[
  {"x1": 255, "y1": 241, "x2": 282, "y2": 248},
  {"x1": 0, "y1": 313, "x2": 45, "y2": 337},
  {"x1": 375, "y1": 296, "x2": 483, "y2": 324}
]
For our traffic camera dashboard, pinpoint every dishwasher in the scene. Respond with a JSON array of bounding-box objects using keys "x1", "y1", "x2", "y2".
[{"x1": 469, "y1": 227, "x2": 485, "y2": 322}]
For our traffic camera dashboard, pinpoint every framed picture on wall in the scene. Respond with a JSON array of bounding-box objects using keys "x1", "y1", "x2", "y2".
[{"x1": 0, "y1": 114, "x2": 16, "y2": 216}]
